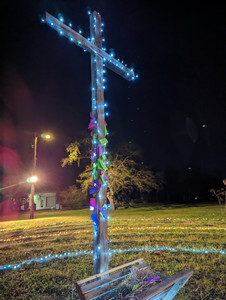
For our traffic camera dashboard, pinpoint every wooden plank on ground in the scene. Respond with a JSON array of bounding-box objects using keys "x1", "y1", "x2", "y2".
[
  {"x1": 161, "y1": 275, "x2": 191, "y2": 300},
  {"x1": 129, "y1": 269, "x2": 193, "y2": 300},
  {"x1": 81, "y1": 268, "x2": 131, "y2": 294},
  {"x1": 84, "y1": 273, "x2": 128, "y2": 299},
  {"x1": 76, "y1": 261, "x2": 193, "y2": 300},
  {"x1": 82, "y1": 262, "x2": 150, "y2": 299},
  {"x1": 77, "y1": 258, "x2": 144, "y2": 285}
]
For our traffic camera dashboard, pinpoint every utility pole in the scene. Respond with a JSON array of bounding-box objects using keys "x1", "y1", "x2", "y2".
[{"x1": 30, "y1": 136, "x2": 37, "y2": 219}]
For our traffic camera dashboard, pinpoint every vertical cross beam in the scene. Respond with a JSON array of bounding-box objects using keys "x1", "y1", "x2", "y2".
[
  {"x1": 43, "y1": 10, "x2": 135, "y2": 275},
  {"x1": 90, "y1": 11, "x2": 108, "y2": 274}
]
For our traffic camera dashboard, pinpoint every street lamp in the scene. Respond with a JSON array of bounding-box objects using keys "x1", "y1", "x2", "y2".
[
  {"x1": 41, "y1": 133, "x2": 52, "y2": 140},
  {"x1": 29, "y1": 132, "x2": 53, "y2": 219},
  {"x1": 27, "y1": 175, "x2": 38, "y2": 183}
]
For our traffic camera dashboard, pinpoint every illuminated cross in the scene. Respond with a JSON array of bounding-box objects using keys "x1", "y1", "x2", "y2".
[{"x1": 44, "y1": 11, "x2": 135, "y2": 274}]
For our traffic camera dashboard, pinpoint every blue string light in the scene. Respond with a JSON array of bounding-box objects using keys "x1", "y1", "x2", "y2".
[
  {"x1": 44, "y1": 11, "x2": 139, "y2": 81},
  {"x1": 0, "y1": 247, "x2": 224, "y2": 271}
]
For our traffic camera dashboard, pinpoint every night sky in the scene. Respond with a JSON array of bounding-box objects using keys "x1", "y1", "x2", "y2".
[{"x1": 0, "y1": 0, "x2": 225, "y2": 191}]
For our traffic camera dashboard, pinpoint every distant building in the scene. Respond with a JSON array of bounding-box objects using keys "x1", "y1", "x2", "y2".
[{"x1": 34, "y1": 192, "x2": 57, "y2": 210}]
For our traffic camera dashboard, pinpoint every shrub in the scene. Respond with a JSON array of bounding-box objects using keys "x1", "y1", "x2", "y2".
[{"x1": 59, "y1": 185, "x2": 87, "y2": 209}]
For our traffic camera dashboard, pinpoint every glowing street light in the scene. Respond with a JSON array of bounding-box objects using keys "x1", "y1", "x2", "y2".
[
  {"x1": 41, "y1": 132, "x2": 53, "y2": 140},
  {"x1": 27, "y1": 176, "x2": 38, "y2": 183},
  {"x1": 30, "y1": 175, "x2": 38, "y2": 183},
  {"x1": 29, "y1": 132, "x2": 53, "y2": 219}
]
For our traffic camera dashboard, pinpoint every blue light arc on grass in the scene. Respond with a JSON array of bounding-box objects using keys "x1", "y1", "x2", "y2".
[{"x1": 0, "y1": 247, "x2": 225, "y2": 271}]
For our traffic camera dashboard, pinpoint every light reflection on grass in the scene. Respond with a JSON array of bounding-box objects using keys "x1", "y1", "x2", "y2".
[{"x1": 0, "y1": 204, "x2": 225, "y2": 299}]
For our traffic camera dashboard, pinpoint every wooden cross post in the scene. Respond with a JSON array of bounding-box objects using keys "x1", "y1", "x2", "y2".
[{"x1": 44, "y1": 11, "x2": 135, "y2": 274}]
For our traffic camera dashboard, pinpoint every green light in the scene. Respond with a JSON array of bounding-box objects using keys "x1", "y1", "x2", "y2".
[{"x1": 202, "y1": 124, "x2": 206, "y2": 128}]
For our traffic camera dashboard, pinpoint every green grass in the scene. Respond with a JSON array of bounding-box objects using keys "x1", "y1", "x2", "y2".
[{"x1": 0, "y1": 204, "x2": 225, "y2": 299}]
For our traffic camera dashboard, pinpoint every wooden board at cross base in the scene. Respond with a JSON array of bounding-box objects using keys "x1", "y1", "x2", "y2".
[{"x1": 76, "y1": 259, "x2": 193, "y2": 299}]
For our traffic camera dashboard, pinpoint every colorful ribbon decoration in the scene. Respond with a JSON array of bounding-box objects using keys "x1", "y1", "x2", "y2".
[
  {"x1": 98, "y1": 159, "x2": 108, "y2": 172},
  {"x1": 99, "y1": 138, "x2": 108, "y2": 146},
  {"x1": 89, "y1": 110, "x2": 109, "y2": 224}
]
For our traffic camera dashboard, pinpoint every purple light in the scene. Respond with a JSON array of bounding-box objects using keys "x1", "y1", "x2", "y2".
[
  {"x1": 146, "y1": 276, "x2": 160, "y2": 282},
  {"x1": 90, "y1": 198, "x2": 95, "y2": 211}
]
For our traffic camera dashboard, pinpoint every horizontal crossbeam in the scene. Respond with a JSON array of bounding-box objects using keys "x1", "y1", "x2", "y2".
[{"x1": 44, "y1": 12, "x2": 135, "y2": 81}]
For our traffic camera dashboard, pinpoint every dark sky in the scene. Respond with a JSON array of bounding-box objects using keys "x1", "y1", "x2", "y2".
[{"x1": 0, "y1": 0, "x2": 225, "y2": 190}]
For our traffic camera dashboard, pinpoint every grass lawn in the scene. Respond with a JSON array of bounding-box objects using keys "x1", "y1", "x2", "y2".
[{"x1": 0, "y1": 204, "x2": 225, "y2": 299}]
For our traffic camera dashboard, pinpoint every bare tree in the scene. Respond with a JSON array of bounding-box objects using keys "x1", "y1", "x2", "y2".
[
  {"x1": 62, "y1": 140, "x2": 162, "y2": 210},
  {"x1": 209, "y1": 188, "x2": 226, "y2": 213}
]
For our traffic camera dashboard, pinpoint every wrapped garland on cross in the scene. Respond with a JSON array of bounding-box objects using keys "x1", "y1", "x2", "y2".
[{"x1": 44, "y1": 10, "x2": 137, "y2": 274}]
